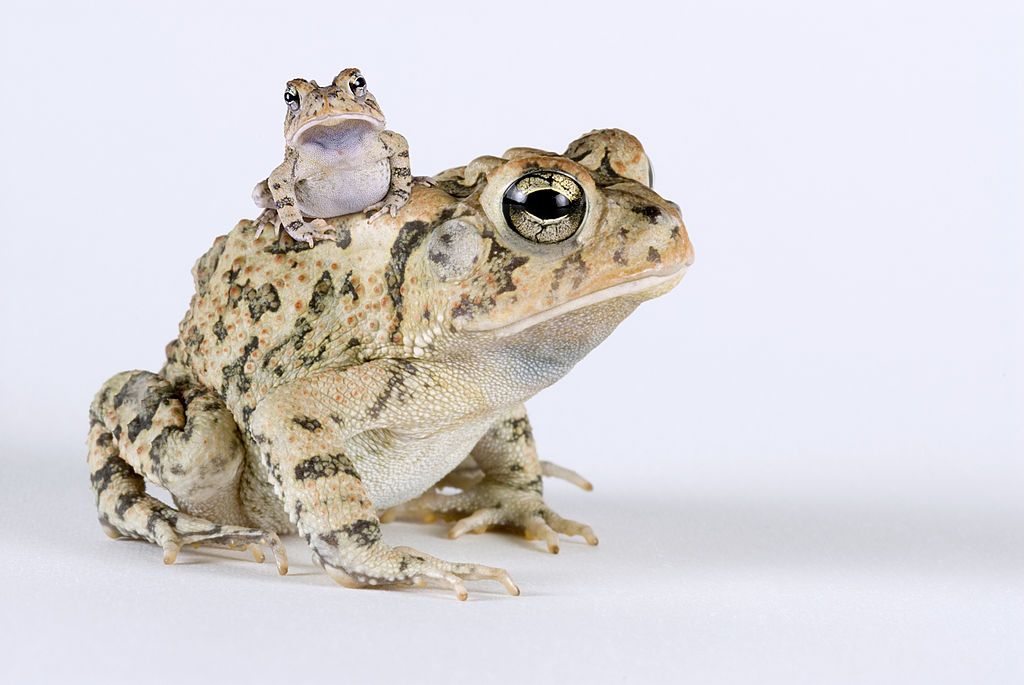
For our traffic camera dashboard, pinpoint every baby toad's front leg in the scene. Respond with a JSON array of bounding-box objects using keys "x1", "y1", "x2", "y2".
[
  {"x1": 253, "y1": 148, "x2": 336, "y2": 246},
  {"x1": 366, "y1": 130, "x2": 413, "y2": 222},
  {"x1": 250, "y1": 362, "x2": 519, "y2": 600},
  {"x1": 384, "y1": 405, "x2": 598, "y2": 553}
]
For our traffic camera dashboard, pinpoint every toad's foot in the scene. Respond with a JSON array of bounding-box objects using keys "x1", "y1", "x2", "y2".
[
  {"x1": 283, "y1": 218, "x2": 337, "y2": 247},
  {"x1": 316, "y1": 543, "x2": 518, "y2": 601},
  {"x1": 163, "y1": 523, "x2": 289, "y2": 575},
  {"x1": 106, "y1": 503, "x2": 288, "y2": 575},
  {"x1": 366, "y1": 190, "x2": 410, "y2": 223},
  {"x1": 383, "y1": 480, "x2": 598, "y2": 554}
]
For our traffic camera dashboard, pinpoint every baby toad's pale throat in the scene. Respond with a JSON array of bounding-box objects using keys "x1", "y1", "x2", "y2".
[{"x1": 290, "y1": 114, "x2": 385, "y2": 150}]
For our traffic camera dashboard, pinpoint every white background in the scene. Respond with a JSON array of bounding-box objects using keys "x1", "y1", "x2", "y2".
[{"x1": 1, "y1": 1, "x2": 1021, "y2": 683}]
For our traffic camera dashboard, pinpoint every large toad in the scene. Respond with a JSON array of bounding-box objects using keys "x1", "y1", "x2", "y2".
[{"x1": 87, "y1": 129, "x2": 694, "y2": 599}]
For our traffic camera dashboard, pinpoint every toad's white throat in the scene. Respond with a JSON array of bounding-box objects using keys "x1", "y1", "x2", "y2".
[{"x1": 467, "y1": 266, "x2": 687, "y2": 338}]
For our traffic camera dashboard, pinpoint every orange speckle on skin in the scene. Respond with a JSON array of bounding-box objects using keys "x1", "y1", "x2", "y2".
[
  {"x1": 295, "y1": 300, "x2": 303, "y2": 311},
  {"x1": 330, "y1": 262, "x2": 339, "y2": 270},
  {"x1": 298, "y1": 274, "x2": 307, "y2": 283}
]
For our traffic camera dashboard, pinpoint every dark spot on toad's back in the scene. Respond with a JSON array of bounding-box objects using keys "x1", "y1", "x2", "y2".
[
  {"x1": 292, "y1": 416, "x2": 322, "y2": 432},
  {"x1": 308, "y1": 271, "x2": 335, "y2": 314},
  {"x1": 213, "y1": 317, "x2": 228, "y2": 342},
  {"x1": 632, "y1": 205, "x2": 662, "y2": 222},
  {"x1": 245, "y1": 283, "x2": 281, "y2": 322},
  {"x1": 385, "y1": 220, "x2": 431, "y2": 339}
]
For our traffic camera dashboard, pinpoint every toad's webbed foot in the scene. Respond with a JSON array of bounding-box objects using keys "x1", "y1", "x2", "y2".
[{"x1": 383, "y1": 475, "x2": 598, "y2": 554}]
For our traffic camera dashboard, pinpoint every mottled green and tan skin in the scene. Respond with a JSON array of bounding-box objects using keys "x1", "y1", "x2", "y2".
[
  {"x1": 87, "y1": 129, "x2": 694, "y2": 599},
  {"x1": 252, "y1": 68, "x2": 413, "y2": 246}
]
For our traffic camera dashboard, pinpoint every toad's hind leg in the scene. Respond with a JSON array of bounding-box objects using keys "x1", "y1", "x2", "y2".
[{"x1": 87, "y1": 371, "x2": 287, "y2": 572}]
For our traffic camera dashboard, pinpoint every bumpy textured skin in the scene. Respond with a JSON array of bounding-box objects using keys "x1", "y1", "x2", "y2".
[
  {"x1": 252, "y1": 68, "x2": 413, "y2": 246},
  {"x1": 87, "y1": 129, "x2": 694, "y2": 599}
]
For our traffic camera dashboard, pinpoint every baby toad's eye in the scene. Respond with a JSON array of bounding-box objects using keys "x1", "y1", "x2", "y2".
[
  {"x1": 350, "y1": 74, "x2": 367, "y2": 97},
  {"x1": 283, "y1": 86, "x2": 300, "y2": 112},
  {"x1": 502, "y1": 171, "x2": 586, "y2": 244}
]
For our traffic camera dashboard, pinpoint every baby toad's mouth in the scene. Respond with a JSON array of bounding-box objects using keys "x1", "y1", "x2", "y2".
[{"x1": 290, "y1": 114, "x2": 385, "y2": 148}]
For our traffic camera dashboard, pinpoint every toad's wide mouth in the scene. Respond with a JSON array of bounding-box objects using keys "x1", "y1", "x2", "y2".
[
  {"x1": 289, "y1": 113, "x2": 386, "y2": 147},
  {"x1": 464, "y1": 264, "x2": 689, "y2": 337}
]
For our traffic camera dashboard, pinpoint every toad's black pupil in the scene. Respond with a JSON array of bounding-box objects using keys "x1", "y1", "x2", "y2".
[
  {"x1": 522, "y1": 189, "x2": 572, "y2": 220},
  {"x1": 284, "y1": 92, "x2": 295, "y2": 101},
  {"x1": 354, "y1": 77, "x2": 365, "y2": 88}
]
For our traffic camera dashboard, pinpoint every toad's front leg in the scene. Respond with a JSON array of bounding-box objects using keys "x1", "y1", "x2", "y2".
[
  {"x1": 383, "y1": 405, "x2": 598, "y2": 554},
  {"x1": 250, "y1": 366, "x2": 518, "y2": 600}
]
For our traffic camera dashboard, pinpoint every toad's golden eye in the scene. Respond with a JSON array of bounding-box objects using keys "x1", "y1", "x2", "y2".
[{"x1": 501, "y1": 171, "x2": 586, "y2": 244}]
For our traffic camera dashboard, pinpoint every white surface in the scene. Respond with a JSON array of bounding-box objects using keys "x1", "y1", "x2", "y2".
[{"x1": 1, "y1": 2, "x2": 1021, "y2": 683}]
